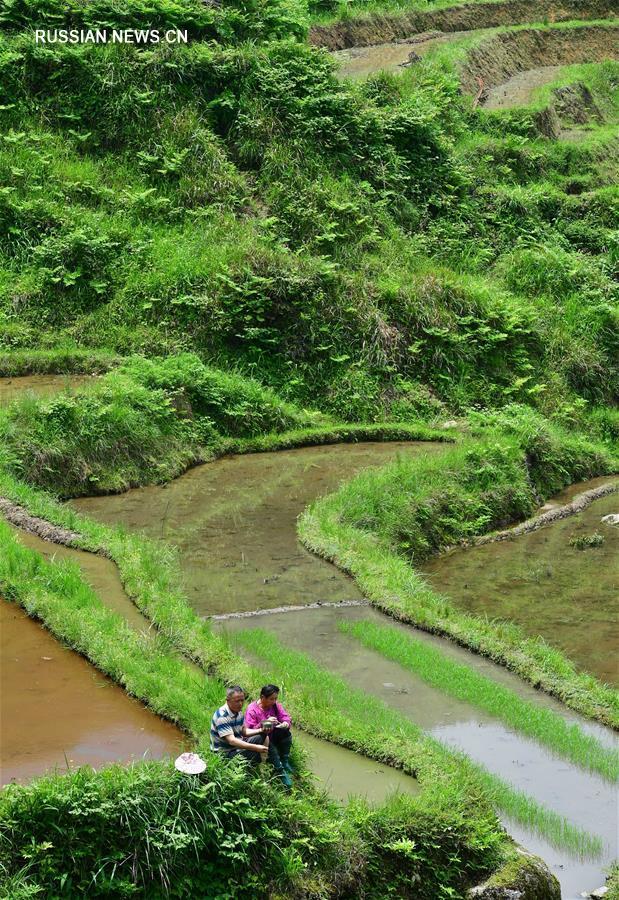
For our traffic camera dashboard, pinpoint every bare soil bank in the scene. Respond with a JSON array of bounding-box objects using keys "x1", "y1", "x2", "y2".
[
  {"x1": 310, "y1": 0, "x2": 617, "y2": 51},
  {"x1": 461, "y1": 23, "x2": 618, "y2": 93}
]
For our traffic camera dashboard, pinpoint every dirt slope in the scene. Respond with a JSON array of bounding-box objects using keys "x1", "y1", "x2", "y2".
[{"x1": 310, "y1": 0, "x2": 617, "y2": 51}]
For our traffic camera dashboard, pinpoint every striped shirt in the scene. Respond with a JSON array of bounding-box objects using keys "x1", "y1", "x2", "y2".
[{"x1": 210, "y1": 703, "x2": 244, "y2": 752}]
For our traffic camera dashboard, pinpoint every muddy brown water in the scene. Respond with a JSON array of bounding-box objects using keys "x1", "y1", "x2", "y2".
[
  {"x1": 71, "y1": 442, "x2": 445, "y2": 617},
  {"x1": 0, "y1": 599, "x2": 184, "y2": 786},
  {"x1": 0, "y1": 374, "x2": 95, "y2": 406},
  {"x1": 3, "y1": 520, "x2": 419, "y2": 804},
  {"x1": 420, "y1": 489, "x2": 619, "y2": 685},
  {"x1": 219, "y1": 604, "x2": 618, "y2": 900},
  {"x1": 333, "y1": 30, "x2": 467, "y2": 79},
  {"x1": 297, "y1": 731, "x2": 420, "y2": 804}
]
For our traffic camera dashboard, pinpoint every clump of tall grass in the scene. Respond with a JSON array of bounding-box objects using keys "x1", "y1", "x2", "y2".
[
  {"x1": 341, "y1": 619, "x2": 619, "y2": 781},
  {"x1": 0, "y1": 753, "x2": 363, "y2": 898},
  {"x1": 233, "y1": 628, "x2": 604, "y2": 858},
  {"x1": 0, "y1": 351, "x2": 447, "y2": 496}
]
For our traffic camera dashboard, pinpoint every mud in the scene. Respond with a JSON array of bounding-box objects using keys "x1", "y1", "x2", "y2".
[
  {"x1": 421, "y1": 489, "x2": 619, "y2": 685},
  {"x1": 0, "y1": 374, "x2": 95, "y2": 406},
  {"x1": 0, "y1": 599, "x2": 184, "y2": 786},
  {"x1": 460, "y1": 24, "x2": 619, "y2": 96},
  {"x1": 333, "y1": 29, "x2": 467, "y2": 79},
  {"x1": 553, "y1": 79, "x2": 605, "y2": 122},
  {"x1": 71, "y1": 442, "x2": 444, "y2": 617},
  {"x1": 0, "y1": 498, "x2": 86, "y2": 551},
  {"x1": 221, "y1": 604, "x2": 618, "y2": 899},
  {"x1": 484, "y1": 64, "x2": 565, "y2": 107}
]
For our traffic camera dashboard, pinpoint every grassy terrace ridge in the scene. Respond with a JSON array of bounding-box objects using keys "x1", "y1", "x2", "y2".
[
  {"x1": 0, "y1": 354, "x2": 449, "y2": 496},
  {"x1": 0, "y1": 347, "x2": 120, "y2": 376},
  {"x1": 308, "y1": 0, "x2": 618, "y2": 30},
  {"x1": 299, "y1": 406, "x2": 619, "y2": 728},
  {"x1": 232, "y1": 627, "x2": 603, "y2": 857},
  {"x1": 340, "y1": 619, "x2": 619, "y2": 781},
  {"x1": 0, "y1": 520, "x2": 511, "y2": 897}
]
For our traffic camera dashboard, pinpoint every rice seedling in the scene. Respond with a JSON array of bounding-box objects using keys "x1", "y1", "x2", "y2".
[
  {"x1": 233, "y1": 627, "x2": 604, "y2": 858},
  {"x1": 340, "y1": 619, "x2": 619, "y2": 781}
]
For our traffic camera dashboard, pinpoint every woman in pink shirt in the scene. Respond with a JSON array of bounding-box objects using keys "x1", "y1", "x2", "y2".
[{"x1": 244, "y1": 684, "x2": 293, "y2": 788}]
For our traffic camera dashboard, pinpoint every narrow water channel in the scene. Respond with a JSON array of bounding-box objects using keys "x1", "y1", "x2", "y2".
[{"x1": 0, "y1": 598, "x2": 184, "y2": 786}]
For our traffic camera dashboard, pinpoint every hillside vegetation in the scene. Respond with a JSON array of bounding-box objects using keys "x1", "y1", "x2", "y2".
[
  {"x1": 0, "y1": 0, "x2": 617, "y2": 896},
  {"x1": 0, "y1": 0, "x2": 617, "y2": 429}
]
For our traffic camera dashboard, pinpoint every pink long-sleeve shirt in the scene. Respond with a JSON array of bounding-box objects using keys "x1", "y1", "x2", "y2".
[{"x1": 244, "y1": 699, "x2": 292, "y2": 730}]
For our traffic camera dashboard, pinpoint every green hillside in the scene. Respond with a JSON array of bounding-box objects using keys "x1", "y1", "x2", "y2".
[
  {"x1": 0, "y1": 0, "x2": 617, "y2": 896},
  {"x1": 1, "y1": 0, "x2": 617, "y2": 425}
]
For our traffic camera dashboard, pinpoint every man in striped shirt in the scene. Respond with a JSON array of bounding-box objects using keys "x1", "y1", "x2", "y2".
[{"x1": 210, "y1": 685, "x2": 267, "y2": 764}]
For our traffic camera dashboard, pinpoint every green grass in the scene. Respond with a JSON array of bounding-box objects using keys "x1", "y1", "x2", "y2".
[
  {"x1": 299, "y1": 407, "x2": 619, "y2": 727},
  {"x1": 0, "y1": 353, "x2": 448, "y2": 496},
  {"x1": 0, "y1": 498, "x2": 512, "y2": 898},
  {"x1": 0, "y1": 347, "x2": 121, "y2": 375},
  {"x1": 517, "y1": 60, "x2": 619, "y2": 116},
  {"x1": 340, "y1": 619, "x2": 619, "y2": 781},
  {"x1": 1, "y1": 16, "x2": 617, "y2": 419},
  {"x1": 232, "y1": 627, "x2": 604, "y2": 858}
]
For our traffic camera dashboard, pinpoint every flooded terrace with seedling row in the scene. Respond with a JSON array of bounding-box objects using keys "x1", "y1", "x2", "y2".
[
  {"x1": 70, "y1": 440, "x2": 618, "y2": 898},
  {"x1": 1, "y1": 518, "x2": 420, "y2": 806}
]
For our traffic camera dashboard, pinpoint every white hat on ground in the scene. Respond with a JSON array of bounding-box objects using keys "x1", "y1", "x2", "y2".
[{"x1": 175, "y1": 752, "x2": 207, "y2": 775}]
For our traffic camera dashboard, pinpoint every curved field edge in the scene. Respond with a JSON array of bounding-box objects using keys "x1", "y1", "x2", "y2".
[
  {"x1": 0, "y1": 521, "x2": 601, "y2": 868},
  {"x1": 298, "y1": 416, "x2": 619, "y2": 728},
  {"x1": 0, "y1": 439, "x2": 609, "y2": 847},
  {"x1": 0, "y1": 511, "x2": 571, "y2": 896},
  {"x1": 309, "y1": 0, "x2": 618, "y2": 47},
  {"x1": 0, "y1": 355, "x2": 450, "y2": 497}
]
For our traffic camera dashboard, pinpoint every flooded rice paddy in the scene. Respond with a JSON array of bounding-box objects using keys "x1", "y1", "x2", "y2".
[
  {"x1": 0, "y1": 599, "x2": 183, "y2": 786},
  {"x1": 2, "y1": 518, "x2": 420, "y2": 806},
  {"x1": 71, "y1": 442, "x2": 444, "y2": 616},
  {"x1": 332, "y1": 30, "x2": 468, "y2": 80},
  {"x1": 0, "y1": 374, "x2": 95, "y2": 406},
  {"x1": 483, "y1": 64, "x2": 564, "y2": 108},
  {"x1": 219, "y1": 604, "x2": 617, "y2": 899},
  {"x1": 6, "y1": 419, "x2": 618, "y2": 894},
  {"x1": 420, "y1": 487, "x2": 619, "y2": 686}
]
